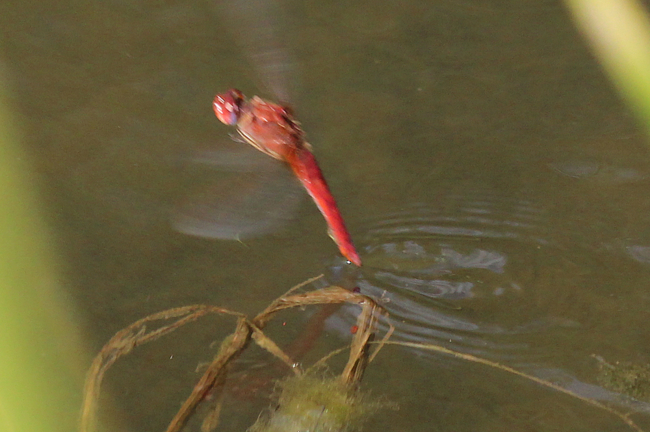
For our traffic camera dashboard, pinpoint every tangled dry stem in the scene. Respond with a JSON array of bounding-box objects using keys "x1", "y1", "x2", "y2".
[
  {"x1": 80, "y1": 276, "x2": 391, "y2": 432},
  {"x1": 80, "y1": 275, "x2": 646, "y2": 432}
]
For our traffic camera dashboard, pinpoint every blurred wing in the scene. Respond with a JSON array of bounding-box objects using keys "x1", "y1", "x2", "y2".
[
  {"x1": 184, "y1": 0, "x2": 302, "y2": 239},
  {"x1": 214, "y1": 0, "x2": 297, "y2": 102},
  {"x1": 184, "y1": 143, "x2": 276, "y2": 172},
  {"x1": 172, "y1": 144, "x2": 304, "y2": 239}
]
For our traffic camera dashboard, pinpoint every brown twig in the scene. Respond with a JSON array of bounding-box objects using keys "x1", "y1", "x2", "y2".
[
  {"x1": 165, "y1": 317, "x2": 252, "y2": 432},
  {"x1": 81, "y1": 283, "x2": 392, "y2": 432},
  {"x1": 80, "y1": 305, "x2": 243, "y2": 432},
  {"x1": 381, "y1": 341, "x2": 645, "y2": 432}
]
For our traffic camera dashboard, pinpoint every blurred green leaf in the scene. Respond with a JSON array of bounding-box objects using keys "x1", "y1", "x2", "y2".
[
  {"x1": 565, "y1": 0, "x2": 650, "y2": 138},
  {"x1": 0, "y1": 77, "x2": 87, "y2": 431}
]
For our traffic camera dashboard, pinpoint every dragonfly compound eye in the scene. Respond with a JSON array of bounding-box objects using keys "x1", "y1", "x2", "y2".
[{"x1": 213, "y1": 89, "x2": 244, "y2": 125}]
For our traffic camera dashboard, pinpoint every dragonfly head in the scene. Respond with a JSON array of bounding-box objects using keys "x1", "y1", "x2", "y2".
[{"x1": 213, "y1": 89, "x2": 244, "y2": 125}]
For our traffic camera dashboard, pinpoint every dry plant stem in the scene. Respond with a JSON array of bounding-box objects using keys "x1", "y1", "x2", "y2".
[
  {"x1": 311, "y1": 346, "x2": 349, "y2": 369},
  {"x1": 200, "y1": 389, "x2": 225, "y2": 432},
  {"x1": 342, "y1": 299, "x2": 379, "y2": 384},
  {"x1": 252, "y1": 273, "x2": 330, "y2": 368},
  {"x1": 250, "y1": 325, "x2": 303, "y2": 375},
  {"x1": 253, "y1": 286, "x2": 372, "y2": 327},
  {"x1": 278, "y1": 274, "x2": 324, "y2": 298},
  {"x1": 81, "y1": 282, "x2": 391, "y2": 432},
  {"x1": 250, "y1": 286, "x2": 392, "y2": 385},
  {"x1": 80, "y1": 305, "x2": 243, "y2": 432},
  {"x1": 267, "y1": 275, "x2": 363, "y2": 372},
  {"x1": 343, "y1": 300, "x2": 393, "y2": 385},
  {"x1": 382, "y1": 341, "x2": 645, "y2": 432},
  {"x1": 165, "y1": 317, "x2": 253, "y2": 432},
  {"x1": 166, "y1": 286, "x2": 381, "y2": 432},
  {"x1": 311, "y1": 317, "x2": 394, "y2": 373}
]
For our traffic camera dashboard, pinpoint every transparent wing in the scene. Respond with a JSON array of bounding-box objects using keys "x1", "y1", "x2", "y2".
[
  {"x1": 172, "y1": 143, "x2": 304, "y2": 240},
  {"x1": 180, "y1": 0, "x2": 303, "y2": 239},
  {"x1": 214, "y1": 0, "x2": 298, "y2": 102}
]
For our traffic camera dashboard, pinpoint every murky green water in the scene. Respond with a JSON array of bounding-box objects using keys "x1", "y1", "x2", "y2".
[{"x1": 3, "y1": 0, "x2": 650, "y2": 430}]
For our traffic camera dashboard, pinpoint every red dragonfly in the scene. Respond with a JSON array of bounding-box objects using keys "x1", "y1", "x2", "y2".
[{"x1": 212, "y1": 89, "x2": 361, "y2": 266}]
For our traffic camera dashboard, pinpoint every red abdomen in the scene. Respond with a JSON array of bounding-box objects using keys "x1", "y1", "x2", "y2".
[{"x1": 286, "y1": 148, "x2": 362, "y2": 266}]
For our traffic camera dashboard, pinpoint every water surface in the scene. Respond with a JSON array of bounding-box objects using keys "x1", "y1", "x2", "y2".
[{"x1": 3, "y1": 0, "x2": 650, "y2": 430}]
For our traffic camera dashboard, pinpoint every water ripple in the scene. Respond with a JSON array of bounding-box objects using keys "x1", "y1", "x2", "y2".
[{"x1": 327, "y1": 187, "x2": 589, "y2": 363}]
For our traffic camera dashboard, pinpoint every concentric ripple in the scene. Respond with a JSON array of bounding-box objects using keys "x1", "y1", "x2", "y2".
[{"x1": 325, "y1": 186, "x2": 622, "y2": 363}]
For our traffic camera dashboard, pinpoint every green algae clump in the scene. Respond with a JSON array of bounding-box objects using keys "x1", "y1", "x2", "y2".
[
  {"x1": 595, "y1": 355, "x2": 650, "y2": 402},
  {"x1": 249, "y1": 373, "x2": 383, "y2": 432}
]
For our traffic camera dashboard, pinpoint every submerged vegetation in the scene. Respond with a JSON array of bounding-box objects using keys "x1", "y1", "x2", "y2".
[
  {"x1": 249, "y1": 373, "x2": 388, "y2": 432},
  {"x1": 595, "y1": 355, "x2": 650, "y2": 402},
  {"x1": 80, "y1": 277, "x2": 393, "y2": 432},
  {"x1": 79, "y1": 275, "x2": 650, "y2": 432}
]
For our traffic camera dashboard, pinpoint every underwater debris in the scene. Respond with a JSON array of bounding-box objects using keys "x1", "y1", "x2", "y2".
[
  {"x1": 80, "y1": 278, "x2": 392, "y2": 432},
  {"x1": 79, "y1": 275, "x2": 650, "y2": 432}
]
